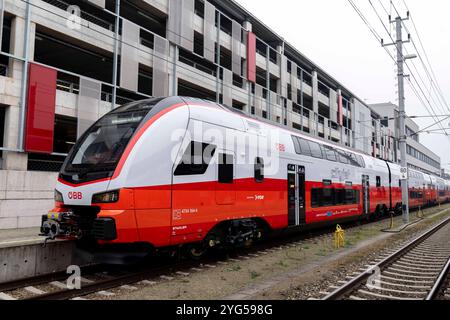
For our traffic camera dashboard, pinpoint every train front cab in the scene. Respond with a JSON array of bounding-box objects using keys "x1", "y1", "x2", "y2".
[{"x1": 41, "y1": 97, "x2": 194, "y2": 263}]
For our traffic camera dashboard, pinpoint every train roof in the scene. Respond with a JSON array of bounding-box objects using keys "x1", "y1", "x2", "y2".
[{"x1": 122, "y1": 97, "x2": 448, "y2": 182}]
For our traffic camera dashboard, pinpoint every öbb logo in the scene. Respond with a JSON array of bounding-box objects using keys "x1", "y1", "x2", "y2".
[{"x1": 68, "y1": 192, "x2": 83, "y2": 200}]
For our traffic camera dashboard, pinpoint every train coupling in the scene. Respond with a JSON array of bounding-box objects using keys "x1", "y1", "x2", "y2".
[{"x1": 40, "y1": 210, "x2": 80, "y2": 246}]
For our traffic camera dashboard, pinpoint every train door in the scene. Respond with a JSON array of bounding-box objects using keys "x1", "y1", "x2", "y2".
[
  {"x1": 215, "y1": 151, "x2": 236, "y2": 205},
  {"x1": 288, "y1": 164, "x2": 306, "y2": 226},
  {"x1": 362, "y1": 175, "x2": 370, "y2": 215}
]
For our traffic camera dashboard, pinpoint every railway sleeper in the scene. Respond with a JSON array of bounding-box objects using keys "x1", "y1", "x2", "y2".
[
  {"x1": 380, "y1": 275, "x2": 434, "y2": 285},
  {"x1": 372, "y1": 279, "x2": 431, "y2": 290},
  {"x1": 392, "y1": 262, "x2": 443, "y2": 272},
  {"x1": 387, "y1": 266, "x2": 440, "y2": 276},
  {"x1": 383, "y1": 270, "x2": 436, "y2": 280},
  {"x1": 395, "y1": 260, "x2": 444, "y2": 269},
  {"x1": 362, "y1": 285, "x2": 427, "y2": 298},
  {"x1": 356, "y1": 289, "x2": 419, "y2": 301}
]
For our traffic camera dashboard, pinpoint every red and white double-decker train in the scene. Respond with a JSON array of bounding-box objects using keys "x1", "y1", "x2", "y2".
[{"x1": 40, "y1": 97, "x2": 450, "y2": 263}]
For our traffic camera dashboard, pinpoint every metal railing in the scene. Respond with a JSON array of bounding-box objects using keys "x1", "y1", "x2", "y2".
[
  {"x1": 179, "y1": 55, "x2": 217, "y2": 77},
  {"x1": 42, "y1": 0, "x2": 114, "y2": 31},
  {"x1": 56, "y1": 79, "x2": 79, "y2": 94},
  {"x1": 57, "y1": 77, "x2": 134, "y2": 106}
]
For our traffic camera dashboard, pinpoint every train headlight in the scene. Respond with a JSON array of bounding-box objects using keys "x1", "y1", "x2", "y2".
[
  {"x1": 92, "y1": 190, "x2": 120, "y2": 204},
  {"x1": 54, "y1": 190, "x2": 63, "y2": 203}
]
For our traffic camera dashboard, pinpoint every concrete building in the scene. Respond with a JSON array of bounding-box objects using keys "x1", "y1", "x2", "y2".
[
  {"x1": 370, "y1": 102, "x2": 441, "y2": 175},
  {"x1": 0, "y1": 0, "x2": 398, "y2": 229}
]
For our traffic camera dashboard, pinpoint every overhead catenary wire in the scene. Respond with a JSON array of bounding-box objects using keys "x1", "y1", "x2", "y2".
[
  {"x1": 386, "y1": 1, "x2": 448, "y2": 136},
  {"x1": 390, "y1": 0, "x2": 450, "y2": 136},
  {"x1": 351, "y1": 0, "x2": 450, "y2": 140},
  {"x1": 370, "y1": 0, "x2": 449, "y2": 137}
]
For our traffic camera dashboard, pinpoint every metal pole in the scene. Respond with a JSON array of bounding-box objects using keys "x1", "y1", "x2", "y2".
[
  {"x1": 172, "y1": 44, "x2": 178, "y2": 96},
  {"x1": 18, "y1": 0, "x2": 32, "y2": 151},
  {"x1": 112, "y1": 0, "x2": 121, "y2": 109},
  {"x1": 0, "y1": 0, "x2": 5, "y2": 48},
  {"x1": 395, "y1": 16, "x2": 410, "y2": 224},
  {"x1": 215, "y1": 12, "x2": 221, "y2": 103},
  {"x1": 265, "y1": 45, "x2": 271, "y2": 120}
]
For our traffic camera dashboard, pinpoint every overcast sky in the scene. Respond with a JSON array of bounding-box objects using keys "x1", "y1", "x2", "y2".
[{"x1": 236, "y1": 0, "x2": 450, "y2": 170}]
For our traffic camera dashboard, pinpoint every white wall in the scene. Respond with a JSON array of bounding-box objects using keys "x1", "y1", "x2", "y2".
[{"x1": 0, "y1": 170, "x2": 57, "y2": 229}]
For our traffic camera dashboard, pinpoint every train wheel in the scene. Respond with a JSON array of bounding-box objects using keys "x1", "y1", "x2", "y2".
[{"x1": 185, "y1": 245, "x2": 207, "y2": 260}]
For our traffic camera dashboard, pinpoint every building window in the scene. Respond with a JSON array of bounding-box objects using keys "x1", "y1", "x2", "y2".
[
  {"x1": 53, "y1": 115, "x2": 77, "y2": 154},
  {"x1": 174, "y1": 141, "x2": 216, "y2": 176},
  {"x1": 218, "y1": 153, "x2": 234, "y2": 184},
  {"x1": 254, "y1": 157, "x2": 264, "y2": 183}
]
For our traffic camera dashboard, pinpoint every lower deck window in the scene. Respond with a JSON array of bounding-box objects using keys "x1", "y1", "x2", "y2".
[{"x1": 311, "y1": 188, "x2": 360, "y2": 208}]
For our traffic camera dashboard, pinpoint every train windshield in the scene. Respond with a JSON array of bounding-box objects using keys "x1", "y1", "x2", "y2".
[{"x1": 64, "y1": 99, "x2": 162, "y2": 177}]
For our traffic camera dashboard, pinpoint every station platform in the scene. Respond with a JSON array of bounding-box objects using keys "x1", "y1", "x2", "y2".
[
  {"x1": 0, "y1": 228, "x2": 89, "y2": 284},
  {"x1": 0, "y1": 227, "x2": 43, "y2": 249}
]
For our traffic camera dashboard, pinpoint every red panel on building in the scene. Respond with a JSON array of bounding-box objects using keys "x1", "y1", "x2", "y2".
[
  {"x1": 247, "y1": 32, "x2": 257, "y2": 83},
  {"x1": 337, "y1": 94, "x2": 343, "y2": 126},
  {"x1": 25, "y1": 63, "x2": 57, "y2": 154}
]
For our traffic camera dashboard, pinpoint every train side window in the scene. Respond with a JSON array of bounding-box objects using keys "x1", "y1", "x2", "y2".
[
  {"x1": 336, "y1": 150, "x2": 349, "y2": 164},
  {"x1": 298, "y1": 138, "x2": 311, "y2": 156},
  {"x1": 311, "y1": 188, "x2": 320, "y2": 207},
  {"x1": 174, "y1": 141, "x2": 216, "y2": 176},
  {"x1": 357, "y1": 155, "x2": 365, "y2": 168},
  {"x1": 336, "y1": 189, "x2": 359, "y2": 205},
  {"x1": 309, "y1": 141, "x2": 323, "y2": 159},
  {"x1": 311, "y1": 188, "x2": 334, "y2": 207},
  {"x1": 218, "y1": 153, "x2": 234, "y2": 184},
  {"x1": 376, "y1": 176, "x2": 381, "y2": 187},
  {"x1": 291, "y1": 136, "x2": 301, "y2": 154},
  {"x1": 312, "y1": 188, "x2": 360, "y2": 208},
  {"x1": 348, "y1": 153, "x2": 360, "y2": 167},
  {"x1": 254, "y1": 157, "x2": 264, "y2": 183},
  {"x1": 346, "y1": 189, "x2": 360, "y2": 204},
  {"x1": 335, "y1": 189, "x2": 345, "y2": 205},
  {"x1": 323, "y1": 146, "x2": 337, "y2": 162}
]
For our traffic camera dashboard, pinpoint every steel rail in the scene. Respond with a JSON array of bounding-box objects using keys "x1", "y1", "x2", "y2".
[
  {"x1": 323, "y1": 215, "x2": 450, "y2": 300},
  {"x1": 426, "y1": 257, "x2": 450, "y2": 300},
  {"x1": 0, "y1": 264, "x2": 103, "y2": 292},
  {"x1": 23, "y1": 261, "x2": 188, "y2": 300}
]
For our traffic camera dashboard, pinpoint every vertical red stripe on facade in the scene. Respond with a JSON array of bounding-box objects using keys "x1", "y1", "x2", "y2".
[
  {"x1": 247, "y1": 32, "x2": 257, "y2": 83},
  {"x1": 338, "y1": 94, "x2": 343, "y2": 126},
  {"x1": 25, "y1": 63, "x2": 57, "y2": 154}
]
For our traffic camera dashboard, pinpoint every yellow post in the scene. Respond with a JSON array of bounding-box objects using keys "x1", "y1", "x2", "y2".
[
  {"x1": 334, "y1": 225, "x2": 345, "y2": 249},
  {"x1": 417, "y1": 206, "x2": 424, "y2": 219},
  {"x1": 390, "y1": 213, "x2": 394, "y2": 229}
]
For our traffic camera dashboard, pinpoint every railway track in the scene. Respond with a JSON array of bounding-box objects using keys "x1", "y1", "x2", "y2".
[
  {"x1": 0, "y1": 207, "x2": 446, "y2": 300},
  {"x1": 0, "y1": 216, "x2": 373, "y2": 300},
  {"x1": 320, "y1": 215, "x2": 450, "y2": 300}
]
